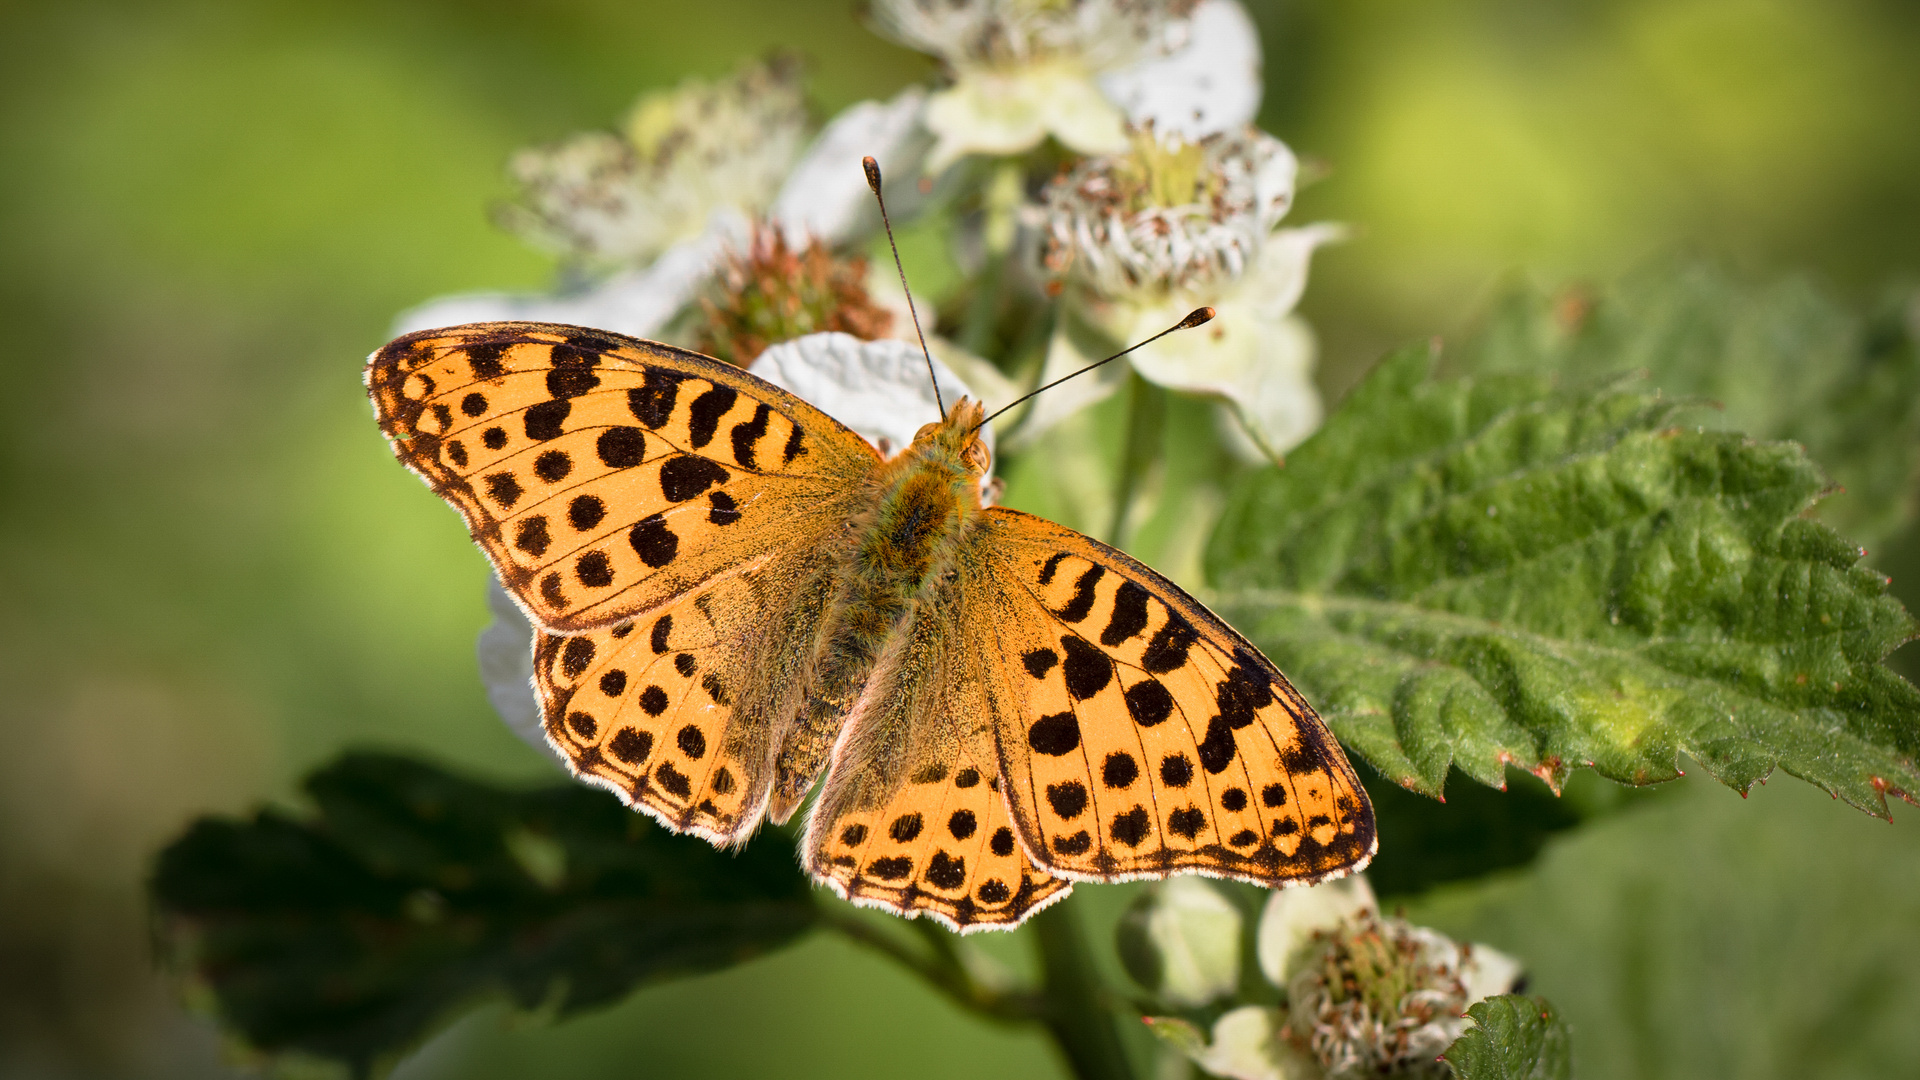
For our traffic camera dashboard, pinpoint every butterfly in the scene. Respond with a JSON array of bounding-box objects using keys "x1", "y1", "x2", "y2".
[{"x1": 366, "y1": 321, "x2": 1375, "y2": 931}]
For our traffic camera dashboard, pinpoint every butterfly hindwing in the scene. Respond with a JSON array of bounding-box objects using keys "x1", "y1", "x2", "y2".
[
  {"x1": 367, "y1": 322, "x2": 878, "y2": 632},
  {"x1": 537, "y1": 546, "x2": 841, "y2": 844},
  {"x1": 975, "y1": 509, "x2": 1376, "y2": 886},
  {"x1": 804, "y1": 582, "x2": 1071, "y2": 931}
]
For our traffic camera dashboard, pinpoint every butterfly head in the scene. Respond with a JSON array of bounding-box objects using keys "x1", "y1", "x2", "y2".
[{"x1": 910, "y1": 396, "x2": 991, "y2": 477}]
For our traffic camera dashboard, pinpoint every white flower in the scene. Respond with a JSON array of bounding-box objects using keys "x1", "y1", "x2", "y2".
[
  {"x1": 1151, "y1": 875, "x2": 1524, "y2": 1080},
  {"x1": 871, "y1": 0, "x2": 1262, "y2": 172},
  {"x1": 496, "y1": 57, "x2": 808, "y2": 270},
  {"x1": 476, "y1": 333, "x2": 999, "y2": 752},
  {"x1": 1019, "y1": 127, "x2": 1340, "y2": 459},
  {"x1": 749, "y1": 333, "x2": 1001, "y2": 473},
  {"x1": 395, "y1": 86, "x2": 929, "y2": 340}
]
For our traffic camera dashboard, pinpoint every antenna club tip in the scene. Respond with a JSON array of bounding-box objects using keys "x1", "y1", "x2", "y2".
[
  {"x1": 862, "y1": 156, "x2": 882, "y2": 192},
  {"x1": 1178, "y1": 306, "x2": 1216, "y2": 330}
]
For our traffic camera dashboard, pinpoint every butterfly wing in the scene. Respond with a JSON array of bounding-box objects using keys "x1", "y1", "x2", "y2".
[
  {"x1": 536, "y1": 542, "x2": 841, "y2": 844},
  {"x1": 972, "y1": 508, "x2": 1376, "y2": 886},
  {"x1": 803, "y1": 581, "x2": 1072, "y2": 931},
  {"x1": 366, "y1": 322, "x2": 878, "y2": 632}
]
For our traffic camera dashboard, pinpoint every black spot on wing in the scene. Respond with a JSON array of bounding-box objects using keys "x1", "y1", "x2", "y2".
[
  {"x1": 1046, "y1": 782, "x2": 1088, "y2": 820},
  {"x1": 484, "y1": 472, "x2": 523, "y2": 508},
  {"x1": 1055, "y1": 565, "x2": 1103, "y2": 623},
  {"x1": 1168, "y1": 807, "x2": 1206, "y2": 839},
  {"x1": 1023, "y1": 648, "x2": 1059, "y2": 679},
  {"x1": 708, "y1": 491, "x2": 741, "y2": 525},
  {"x1": 560, "y1": 636, "x2": 595, "y2": 678},
  {"x1": 1160, "y1": 753, "x2": 1193, "y2": 787},
  {"x1": 514, "y1": 516, "x2": 551, "y2": 556},
  {"x1": 524, "y1": 399, "x2": 570, "y2": 441},
  {"x1": 868, "y1": 856, "x2": 912, "y2": 881},
  {"x1": 609, "y1": 728, "x2": 652, "y2": 764},
  {"x1": 465, "y1": 341, "x2": 509, "y2": 379},
  {"x1": 1028, "y1": 712, "x2": 1080, "y2": 756},
  {"x1": 1036, "y1": 552, "x2": 1068, "y2": 586},
  {"x1": 1052, "y1": 831, "x2": 1092, "y2": 856},
  {"x1": 1101, "y1": 752, "x2": 1138, "y2": 789},
  {"x1": 461, "y1": 392, "x2": 489, "y2": 417},
  {"x1": 650, "y1": 615, "x2": 672, "y2": 654},
  {"x1": 575, "y1": 550, "x2": 613, "y2": 587},
  {"x1": 731, "y1": 403, "x2": 771, "y2": 468},
  {"x1": 628, "y1": 369, "x2": 684, "y2": 428},
  {"x1": 1101, "y1": 580, "x2": 1151, "y2": 646},
  {"x1": 629, "y1": 514, "x2": 678, "y2": 567},
  {"x1": 1123, "y1": 679, "x2": 1173, "y2": 727},
  {"x1": 783, "y1": 424, "x2": 807, "y2": 464},
  {"x1": 596, "y1": 426, "x2": 647, "y2": 468},
  {"x1": 568, "y1": 494, "x2": 606, "y2": 531},
  {"x1": 659, "y1": 455, "x2": 729, "y2": 502},
  {"x1": 1059, "y1": 636, "x2": 1113, "y2": 700},
  {"x1": 926, "y1": 851, "x2": 966, "y2": 890},
  {"x1": 534, "y1": 449, "x2": 572, "y2": 483},
  {"x1": 687, "y1": 387, "x2": 737, "y2": 449},
  {"x1": 1111, "y1": 807, "x2": 1150, "y2": 847},
  {"x1": 1142, "y1": 615, "x2": 1198, "y2": 673},
  {"x1": 1197, "y1": 715, "x2": 1237, "y2": 774},
  {"x1": 546, "y1": 366, "x2": 600, "y2": 399}
]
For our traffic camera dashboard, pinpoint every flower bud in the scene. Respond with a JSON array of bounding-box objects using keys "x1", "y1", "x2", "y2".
[{"x1": 1116, "y1": 877, "x2": 1244, "y2": 1007}]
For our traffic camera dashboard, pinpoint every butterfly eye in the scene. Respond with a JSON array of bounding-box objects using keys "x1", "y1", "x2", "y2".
[
  {"x1": 963, "y1": 439, "x2": 991, "y2": 475},
  {"x1": 912, "y1": 422, "x2": 940, "y2": 443}
]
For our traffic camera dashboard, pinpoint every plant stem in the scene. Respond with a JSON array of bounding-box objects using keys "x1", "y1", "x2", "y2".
[
  {"x1": 1031, "y1": 897, "x2": 1141, "y2": 1080},
  {"x1": 1107, "y1": 373, "x2": 1167, "y2": 549}
]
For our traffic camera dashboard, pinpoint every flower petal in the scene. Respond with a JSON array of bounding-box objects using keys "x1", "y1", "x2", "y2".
[
  {"x1": 478, "y1": 577, "x2": 566, "y2": 768},
  {"x1": 1196, "y1": 1006, "x2": 1317, "y2": 1080},
  {"x1": 391, "y1": 210, "x2": 747, "y2": 338},
  {"x1": 924, "y1": 62, "x2": 1128, "y2": 173},
  {"x1": 1100, "y1": 0, "x2": 1263, "y2": 140},
  {"x1": 773, "y1": 89, "x2": 931, "y2": 249},
  {"x1": 1255, "y1": 874, "x2": 1377, "y2": 987},
  {"x1": 748, "y1": 332, "x2": 992, "y2": 468},
  {"x1": 1459, "y1": 942, "x2": 1526, "y2": 1004}
]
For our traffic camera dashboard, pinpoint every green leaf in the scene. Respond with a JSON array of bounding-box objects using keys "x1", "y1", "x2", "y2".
[
  {"x1": 1205, "y1": 345, "x2": 1920, "y2": 815},
  {"x1": 151, "y1": 752, "x2": 815, "y2": 1073},
  {"x1": 1442, "y1": 995, "x2": 1573, "y2": 1080},
  {"x1": 1454, "y1": 262, "x2": 1920, "y2": 548}
]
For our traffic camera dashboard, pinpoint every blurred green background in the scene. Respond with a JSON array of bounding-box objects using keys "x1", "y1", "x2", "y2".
[{"x1": 2, "y1": 1, "x2": 1918, "y2": 1077}]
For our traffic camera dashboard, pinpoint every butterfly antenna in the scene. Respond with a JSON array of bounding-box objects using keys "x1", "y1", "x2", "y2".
[
  {"x1": 973, "y1": 307, "x2": 1215, "y2": 433},
  {"x1": 864, "y1": 156, "x2": 943, "y2": 417}
]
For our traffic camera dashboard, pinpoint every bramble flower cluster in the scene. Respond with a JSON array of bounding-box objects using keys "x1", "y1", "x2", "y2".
[{"x1": 1129, "y1": 877, "x2": 1522, "y2": 1080}]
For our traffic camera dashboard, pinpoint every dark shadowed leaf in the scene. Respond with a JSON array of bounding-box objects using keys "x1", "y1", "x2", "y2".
[
  {"x1": 151, "y1": 752, "x2": 815, "y2": 1074},
  {"x1": 1453, "y1": 262, "x2": 1920, "y2": 547},
  {"x1": 1207, "y1": 345, "x2": 1920, "y2": 815},
  {"x1": 1442, "y1": 995, "x2": 1573, "y2": 1080}
]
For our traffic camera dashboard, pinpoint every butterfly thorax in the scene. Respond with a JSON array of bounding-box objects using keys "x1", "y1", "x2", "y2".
[{"x1": 766, "y1": 399, "x2": 991, "y2": 821}]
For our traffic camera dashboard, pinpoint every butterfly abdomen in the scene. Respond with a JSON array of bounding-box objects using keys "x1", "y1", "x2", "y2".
[{"x1": 767, "y1": 432, "x2": 986, "y2": 821}]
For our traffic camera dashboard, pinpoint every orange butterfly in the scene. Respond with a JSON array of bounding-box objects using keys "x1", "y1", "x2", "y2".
[{"x1": 366, "y1": 322, "x2": 1375, "y2": 931}]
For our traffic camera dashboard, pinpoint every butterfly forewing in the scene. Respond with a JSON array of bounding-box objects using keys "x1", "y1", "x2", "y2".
[
  {"x1": 977, "y1": 510, "x2": 1376, "y2": 886},
  {"x1": 367, "y1": 323, "x2": 876, "y2": 631}
]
